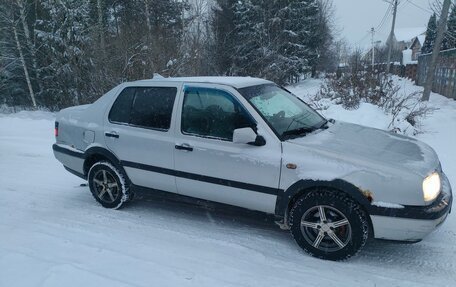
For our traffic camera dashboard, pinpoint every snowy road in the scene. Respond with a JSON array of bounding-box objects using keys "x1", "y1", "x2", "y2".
[{"x1": 1, "y1": 91, "x2": 455, "y2": 286}]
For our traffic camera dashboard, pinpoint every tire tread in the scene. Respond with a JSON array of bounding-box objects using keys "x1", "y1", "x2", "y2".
[
  {"x1": 289, "y1": 189, "x2": 369, "y2": 261},
  {"x1": 88, "y1": 161, "x2": 132, "y2": 209}
]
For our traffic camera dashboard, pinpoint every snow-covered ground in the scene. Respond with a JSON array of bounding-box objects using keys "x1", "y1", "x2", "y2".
[{"x1": 1, "y1": 78, "x2": 455, "y2": 287}]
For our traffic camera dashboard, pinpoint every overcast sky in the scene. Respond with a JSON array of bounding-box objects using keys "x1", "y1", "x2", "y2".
[{"x1": 333, "y1": 0, "x2": 434, "y2": 48}]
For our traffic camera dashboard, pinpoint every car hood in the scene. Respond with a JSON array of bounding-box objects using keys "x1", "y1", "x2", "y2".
[{"x1": 287, "y1": 121, "x2": 439, "y2": 177}]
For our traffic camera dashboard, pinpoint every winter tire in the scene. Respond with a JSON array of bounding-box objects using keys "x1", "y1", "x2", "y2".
[
  {"x1": 290, "y1": 189, "x2": 369, "y2": 261},
  {"x1": 88, "y1": 161, "x2": 131, "y2": 209}
]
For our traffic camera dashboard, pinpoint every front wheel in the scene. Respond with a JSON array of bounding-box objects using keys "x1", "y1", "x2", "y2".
[
  {"x1": 290, "y1": 190, "x2": 369, "y2": 261},
  {"x1": 88, "y1": 161, "x2": 131, "y2": 209}
]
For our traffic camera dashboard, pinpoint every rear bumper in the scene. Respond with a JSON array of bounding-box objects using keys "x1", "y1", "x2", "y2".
[
  {"x1": 370, "y1": 173, "x2": 452, "y2": 241},
  {"x1": 53, "y1": 143, "x2": 85, "y2": 178}
]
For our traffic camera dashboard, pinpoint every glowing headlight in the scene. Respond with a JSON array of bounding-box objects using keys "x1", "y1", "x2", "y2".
[{"x1": 422, "y1": 172, "x2": 441, "y2": 202}]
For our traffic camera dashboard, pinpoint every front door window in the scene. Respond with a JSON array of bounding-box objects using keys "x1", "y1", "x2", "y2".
[{"x1": 181, "y1": 87, "x2": 254, "y2": 141}]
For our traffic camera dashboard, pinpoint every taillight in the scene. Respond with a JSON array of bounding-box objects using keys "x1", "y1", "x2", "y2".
[{"x1": 55, "y1": 122, "x2": 59, "y2": 137}]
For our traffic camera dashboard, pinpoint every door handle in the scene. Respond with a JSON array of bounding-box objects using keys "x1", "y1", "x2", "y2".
[
  {"x1": 175, "y1": 143, "x2": 193, "y2": 152},
  {"x1": 105, "y1": 131, "x2": 119, "y2": 138}
]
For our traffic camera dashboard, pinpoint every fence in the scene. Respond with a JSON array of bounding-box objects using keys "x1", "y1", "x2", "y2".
[
  {"x1": 404, "y1": 63, "x2": 418, "y2": 81},
  {"x1": 417, "y1": 49, "x2": 456, "y2": 99},
  {"x1": 369, "y1": 62, "x2": 418, "y2": 81}
]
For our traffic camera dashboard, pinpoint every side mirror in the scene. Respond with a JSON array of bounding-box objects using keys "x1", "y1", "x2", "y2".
[{"x1": 233, "y1": 128, "x2": 266, "y2": 146}]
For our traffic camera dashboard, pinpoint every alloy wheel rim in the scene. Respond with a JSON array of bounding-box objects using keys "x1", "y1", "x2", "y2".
[
  {"x1": 92, "y1": 169, "x2": 119, "y2": 203},
  {"x1": 300, "y1": 205, "x2": 352, "y2": 252}
]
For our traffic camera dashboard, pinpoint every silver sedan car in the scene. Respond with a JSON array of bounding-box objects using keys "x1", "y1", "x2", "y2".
[{"x1": 53, "y1": 77, "x2": 452, "y2": 261}]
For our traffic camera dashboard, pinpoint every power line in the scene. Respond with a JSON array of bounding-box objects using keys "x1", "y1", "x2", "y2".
[
  {"x1": 379, "y1": 3, "x2": 392, "y2": 27},
  {"x1": 376, "y1": 3, "x2": 393, "y2": 31},
  {"x1": 354, "y1": 29, "x2": 372, "y2": 46},
  {"x1": 398, "y1": 0, "x2": 409, "y2": 9},
  {"x1": 406, "y1": 0, "x2": 433, "y2": 14}
]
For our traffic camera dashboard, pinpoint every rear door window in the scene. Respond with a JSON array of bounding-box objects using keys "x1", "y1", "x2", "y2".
[
  {"x1": 129, "y1": 87, "x2": 177, "y2": 130},
  {"x1": 109, "y1": 86, "x2": 177, "y2": 131},
  {"x1": 109, "y1": 87, "x2": 135, "y2": 124}
]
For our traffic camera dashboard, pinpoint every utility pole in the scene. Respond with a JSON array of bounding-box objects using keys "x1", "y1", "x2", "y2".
[
  {"x1": 386, "y1": 0, "x2": 398, "y2": 74},
  {"x1": 422, "y1": 0, "x2": 452, "y2": 101}
]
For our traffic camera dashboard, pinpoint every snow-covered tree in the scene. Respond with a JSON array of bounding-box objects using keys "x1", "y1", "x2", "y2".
[
  {"x1": 277, "y1": 0, "x2": 321, "y2": 81},
  {"x1": 422, "y1": 13, "x2": 437, "y2": 54},
  {"x1": 0, "y1": 0, "x2": 334, "y2": 109},
  {"x1": 231, "y1": 0, "x2": 264, "y2": 77},
  {"x1": 314, "y1": 0, "x2": 337, "y2": 73},
  {"x1": 179, "y1": 0, "x2": 213, "y2": 76},
  {"x1": 442, "y1": 4, "x2": 456, "y2": 50},
  {"x1": 212, "y1": 0, "x2": 237, "y2": 75},
  {"x1": 0, "y1": 0, "x2": 39, "y2": 107},
  {"x1": 231, "y1": 0, "x2": 324, "y2": 84},
  {"x1": 36, "y1": 0, "x2": 93, "y2": 108}
]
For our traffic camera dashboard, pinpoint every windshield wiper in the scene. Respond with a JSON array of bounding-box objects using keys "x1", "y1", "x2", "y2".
[
  {"x1": 282, "y1": 126, "x2": 316, "y2": 138},
  {"x1": 317, "y1": 119, "x2": 329, "y2": 129},
  {"x1": 282, "y1": 119, "x2": 329, "y2": 139}
]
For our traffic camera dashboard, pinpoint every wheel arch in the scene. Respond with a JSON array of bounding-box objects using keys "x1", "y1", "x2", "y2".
[
  {"x1": 83, "y1": 147, "x2": 128, "y2": 181},
  {"x1": 275, "y1": 179, "x2": 374, "y2": 234}
]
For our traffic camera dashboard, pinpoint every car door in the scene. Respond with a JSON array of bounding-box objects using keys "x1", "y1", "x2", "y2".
[
  {"x1": 173, "y1": 83, "x2": 282, "y2": 213},
  {"x1": 104, "y1": 82, "x2": 181, "y2": 193}
]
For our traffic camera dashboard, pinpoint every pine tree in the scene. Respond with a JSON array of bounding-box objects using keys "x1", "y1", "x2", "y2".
[
  {"x1": 422, "y1": 13, "x2": 437, "y2": 54},
  {"x1": 212, "y1": 0, "x2": 237, "y2": 75},
  {"x1": 231, "y1": 0, "x2": 323, "y2": 84},
  {"x1": 280, "y1": 0, "x2": 321, "y2": 80},
  {"x1": 147, "y1": 0, "x2": 187, "y2": 73},
  {"x1": 107, "y1": 0, "x2": 187, "y2": 79},
  {"x1": 314, "y1": 0, "x2": 337, "y2": 73},
  {"x1": 270, "y1": 0, "x2": 314, "y2": 83},
  {"x1": 232, "y1": 0, "x2": 264, "y2": 77},
  {"x1": 443, "y1": 4, "x2": 456, "y2": 50},
  {"x1": 0, "y1": 0, "x2": 334, "y2": 109},
  {"x1": 36, "y1": 0, "x2": 93, "y2": 108}
]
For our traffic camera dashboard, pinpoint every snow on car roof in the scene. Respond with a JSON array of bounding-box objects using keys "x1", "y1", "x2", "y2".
[{"x1": 137, "y1": 76, "x2": 273, "y2": 89}]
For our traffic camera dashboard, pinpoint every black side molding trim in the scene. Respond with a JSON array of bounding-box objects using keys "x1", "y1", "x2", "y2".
[
  {"x1": 64, "y1": 166, "x2": 87, "y2": 180},
  {"x1": 121, "y1": 160, "x2": 280, "y2": 196},
  {"x1": 53, "y1": 144, "x2": 85, "y2": 159}
]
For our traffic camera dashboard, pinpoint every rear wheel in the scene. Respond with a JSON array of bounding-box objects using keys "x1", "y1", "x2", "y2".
[
  {"x1": 290, "y1": 190, "x2": 369, "y2": 261},
  {"x1": 88, "y1": 161, "x2": 131, "y2": 209}
]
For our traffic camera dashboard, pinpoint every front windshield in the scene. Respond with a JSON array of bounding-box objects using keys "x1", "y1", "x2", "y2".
[{"x1": 239, "y1": 84, "x2": 326, "y2": 139}]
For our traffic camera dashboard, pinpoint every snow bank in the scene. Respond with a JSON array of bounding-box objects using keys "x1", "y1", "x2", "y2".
[{"x1": 289, "y1": 76, "x2": 439, "y2": 136}]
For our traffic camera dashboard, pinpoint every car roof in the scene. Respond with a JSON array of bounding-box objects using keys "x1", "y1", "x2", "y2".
[{"x1": 134, "y1": 76, "x2": 273, "y2": 89}]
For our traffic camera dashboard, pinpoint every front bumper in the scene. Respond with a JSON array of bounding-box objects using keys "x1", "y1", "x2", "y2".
[{"x1": 370, "y1": 173, "x2": 452, "y2": 241}]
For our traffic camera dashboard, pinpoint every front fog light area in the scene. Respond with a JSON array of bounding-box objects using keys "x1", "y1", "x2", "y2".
[{"x1": 423, "y1": 172, "x2": 441, "y2": 202}]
